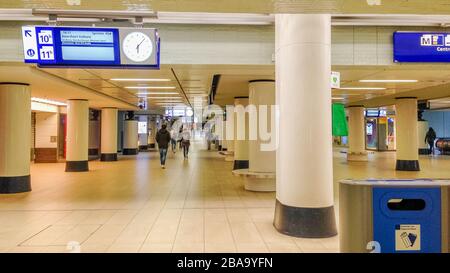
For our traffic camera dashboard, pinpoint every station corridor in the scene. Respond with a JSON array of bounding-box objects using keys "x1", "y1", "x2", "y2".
[{"x1": 0, "y1": 138, "x2": 448, "y2": 254}]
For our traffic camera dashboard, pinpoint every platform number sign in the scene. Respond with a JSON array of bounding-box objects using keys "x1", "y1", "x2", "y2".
[
  {"x1": 39, "y1": 46, "x2": 55, "y2": 60},
  {"x1": 21, "y1": 26, "x2": 160, "y2": 68},
  {"x1": 22, "y1": 26, "x2": 56, "y2": 63},
  {"x1": 22, "y1": 26, "x2": 38, "y2": 61}
]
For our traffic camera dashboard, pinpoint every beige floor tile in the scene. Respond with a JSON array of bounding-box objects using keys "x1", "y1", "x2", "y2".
[
  {"x1": 172, "y1": 243, "x2": 204, "y2": 253},
  {"x1": 266, "y1": 242, "x2": 302, "y2": 253},
  {"x1": 236, "y1": 243, "x2": 269, "y2": 253},
  {"x1": 205, "y1": 243, "x2": 237, "y2": 253},
  {"x1": 82, "y1": 224, "x2": 126, "y2": 246},
  {"x1": 205, "y1": 221, "x2": 234, "y2": 245},
  {"x1": 139, "y1": 243, "x2": 173, "y2": 253},
  {"x1": 53, "y1": 224, "x2": 101, "y2": 245},
  {"x1": 21, "y1": 225, "x2": 75, "y2": 246},
  {"x1": 145, "y1": 209, "x2": 182, "y2": 244},
  {"x1": 229, "y1": 222, "x2": 265, "y2": 244},
  {"x1": 107, "y1": 243, "x2": 141, "y2": 253}
]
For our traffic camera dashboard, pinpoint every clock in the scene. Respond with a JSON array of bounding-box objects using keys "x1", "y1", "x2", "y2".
[{"x1": 122, "y1": 32, "x2": 153, "y2": 62}]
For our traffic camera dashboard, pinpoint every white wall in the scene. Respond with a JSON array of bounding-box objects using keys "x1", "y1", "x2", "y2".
[{"x1": 35, "y1": 112, "x2": 58, "y2": 148}]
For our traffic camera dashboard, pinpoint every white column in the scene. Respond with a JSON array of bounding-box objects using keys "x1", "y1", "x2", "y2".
[
  {"x1": 249, "y1": 80, "x2": 276, "y2": 173},
  {"x1": 0, "y1": 83, "x2": 31, "y2": 193},
  {"x1": 123, "y1": 116, "x2": 139, "y2": 155},
  {"x1": 347, "y1": 106, "x2": 368, "y2": 162},
  {"x1": 226, "y1": 111, "x2": 234, "y2": 153},
  {"x1": 66, "y1": 99, "x2": 89, "y2": 172},
  {"x1": 274, "y1": 14, "x2": 337, "y2": 238},
  {"x1": 100, "y1": 108, "x2": 118, "y2": 161},
  {"x1": 233, "y1": 97, "x2": 249, "y2": 170},
  {"x1": 395, "y1": 97, "x2": 420, "y2": 171},
  {"x1": 88, "y1": 110, "x2": 100, "y2": 157}
]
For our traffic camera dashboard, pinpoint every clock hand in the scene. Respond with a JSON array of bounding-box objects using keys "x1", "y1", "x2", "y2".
[{"x1": 136, "y1": 38, "x2": 145, "y2": 53}]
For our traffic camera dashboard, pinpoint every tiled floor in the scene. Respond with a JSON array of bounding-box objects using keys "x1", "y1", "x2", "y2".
[{"x1": 1, "y1": 141, "x2": 449, "y2": 253}]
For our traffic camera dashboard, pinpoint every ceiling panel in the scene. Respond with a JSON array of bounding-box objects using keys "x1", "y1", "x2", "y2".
[{"x1": 4, "y1": 0, "x2": 450, "y2": 14}]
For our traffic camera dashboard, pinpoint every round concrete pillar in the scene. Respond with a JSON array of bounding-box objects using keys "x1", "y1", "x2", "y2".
[
  {"x1": 274, "y1": 14, "x2": 337, "y2": 238},
  {"x1": 249, "y1": 80, "x2": 276, "y2": 173},
  {"x1": 123, "y1": 118, "x2": 138, "y2": 155},
  {"x1": 100, "y1": 108, "x2": 118, "y2": 161},
  {"x1": 66, "y1": 99, "x2": 89, "y2": 172},
  {"x1": 396, "y1": 97, "x2": 420, "y2": 171},
  {"x1": 233, "y1": 97, "x2": 249, "y2": 170},
  {"x1": 0, "y1": 83, "x2": 32, "y2": 193},
  {"x1": 347, "y1": 106, "x2": 368, "y2": 161}
]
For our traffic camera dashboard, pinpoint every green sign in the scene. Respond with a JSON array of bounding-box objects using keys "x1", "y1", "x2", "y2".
[{"x1": 332, "y1": 103, "x2": 348, "y2": 136}]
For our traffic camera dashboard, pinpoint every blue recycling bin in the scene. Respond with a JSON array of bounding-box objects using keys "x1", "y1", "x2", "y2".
[
  {"x1": 373, "y1": 187, "x2": 441, "y2": 253},
  {"x1": 339, "y1": 179, "x2": 450, "y2": 253}
]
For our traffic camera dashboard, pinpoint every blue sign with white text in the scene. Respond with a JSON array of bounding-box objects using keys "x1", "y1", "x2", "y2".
[
  {"x1": 394, "y1": 32, "x2": 450, "y2": 62},
  {"x1": 22, "y1": 26, "x2": 160, "y2": 69}
]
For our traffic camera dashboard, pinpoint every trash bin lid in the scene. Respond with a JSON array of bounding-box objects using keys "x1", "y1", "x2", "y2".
[{"x1": 339, "y1": 179, "x2": 450, "y2": 187}]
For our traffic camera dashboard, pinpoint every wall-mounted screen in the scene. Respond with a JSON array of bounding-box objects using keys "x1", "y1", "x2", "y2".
[{"x1": 138, "y1": 122, "x2": 147, "y2": 134}]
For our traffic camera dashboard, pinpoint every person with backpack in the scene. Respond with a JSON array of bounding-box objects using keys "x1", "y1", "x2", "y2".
[
  {"x1": 181, "y1": 127, "x2": 191, "y2": 159},
  {"x1": 425, "y1": 127, "x2": 437, "y2": 155},
  {"x1": 156, "y1": 124, "x2": 171, "y2": 168}
]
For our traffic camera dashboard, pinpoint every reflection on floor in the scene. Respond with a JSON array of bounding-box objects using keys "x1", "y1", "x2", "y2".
[{"x1": 1, "y1": 144, "x2": 449, "y2": 253}]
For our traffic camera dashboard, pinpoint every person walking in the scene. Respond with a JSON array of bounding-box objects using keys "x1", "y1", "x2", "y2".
[
  {"x1": 181, "y1": 127, "x2": 191, "y2": 159},
  {"x1": 170, "y1": 127, "x2": 177, "y2": 153},
  {"x1": 425, "y1": 127, "x2": 437, "y2": 155},
  {"x1": 156, "y1": 124, "x2": 171, "y2": 169}
]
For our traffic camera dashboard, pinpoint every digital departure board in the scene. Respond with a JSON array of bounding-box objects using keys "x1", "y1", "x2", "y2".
[
  {"x1": 22, "y1": 26, "x2": 160, "y2": 69},
  {"x1": 394, "y1": 31, "x2": 450, "y2": 62}
]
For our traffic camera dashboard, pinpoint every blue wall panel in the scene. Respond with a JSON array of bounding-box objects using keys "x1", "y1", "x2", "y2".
[{"x1": 423, "y1": 111, "x2": 445, "y2": 138}]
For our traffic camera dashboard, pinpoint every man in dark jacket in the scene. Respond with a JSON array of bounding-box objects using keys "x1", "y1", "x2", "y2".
[
  {"x1": 156, "y1": 124, "x2": 171, "y2": 168},
  {"x1": 425, "y1": 127, "x2": 437, "y2": 155}
]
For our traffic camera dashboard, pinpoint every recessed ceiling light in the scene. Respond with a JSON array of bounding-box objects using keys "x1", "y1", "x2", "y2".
[
  {"x1": 332, "y1": 97, "x2": 345, "y2": 100},
  {"x1": 338, "y1": 87, "x2": 387, "y2": 90},
  {"x1": 147, "y1": 97, "x2": 182, "y2": 99},
  {"x1": 111, "y1": 78, "x2": 171, "y2": 82},
  {"x1": 136, "y1": 92, "x2": 179, "y2": 95},
  {"x1": 359, "y1": 80, "x2": 418, "y2": 83},
  {"x1": 32, "y1": 97, "x2": 67, "y2": 106},
  {"x1": 125, "y1": 86, "x2": 176, "y2": 89}
]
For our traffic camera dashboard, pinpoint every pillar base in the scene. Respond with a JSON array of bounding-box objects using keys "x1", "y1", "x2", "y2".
[
  {"x1": 139, "y1": 145, "x2": 148, "y2": 151},
  {"x1": 347, "y1": 152, "x2": 368, "y2": 162},
  {"x1": 123, "y1": 148, "x2": 138, "y2": 155},
  {"x1": 88, "y1": 148, "x2": 99, "y2": 156},
  {"x1": 0, "y1": 175, "x2": 31, "y2": 193},
  {"x1": 65, "y1": 161, "x2": 89, "y2": 172},
  {"x1": 396, "y1": 160, "x2": 420, "y2": 171},
  {"x1": 419, "y1": 148, "x2": 430, "y2": 155},
  {"x1": 101, "y1": 153, "x2": 118, "y2": 162},
  {"x1": 233, "y1": 160, "x2": 249, "y2": 170},
  {"x1": 273, "y1": 199, "x2": 337, "y2": 238},
  {"x1": 232, "y1": 169, "x2": 276, "y2": 192}
]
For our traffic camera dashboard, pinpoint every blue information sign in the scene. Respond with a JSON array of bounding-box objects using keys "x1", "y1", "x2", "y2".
[
  {"x1": 22, "y1": 26, "x2": 160, "y2": 69},
  {"x1": 394, "y1": 31, "x2": 450, "y2": 62}
]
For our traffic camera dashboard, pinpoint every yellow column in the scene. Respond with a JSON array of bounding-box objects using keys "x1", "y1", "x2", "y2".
[
  {"x1": 0, "y1": 83, "x2": 31, "y2": 193},
  {"x1": 395, "y1": 97, "x2": 420, "y2": 171}
]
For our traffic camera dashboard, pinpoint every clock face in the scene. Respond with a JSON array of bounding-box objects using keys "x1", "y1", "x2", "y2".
[{"x1": 122, "y1": 32, "x2": 153, "y2": 62}]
